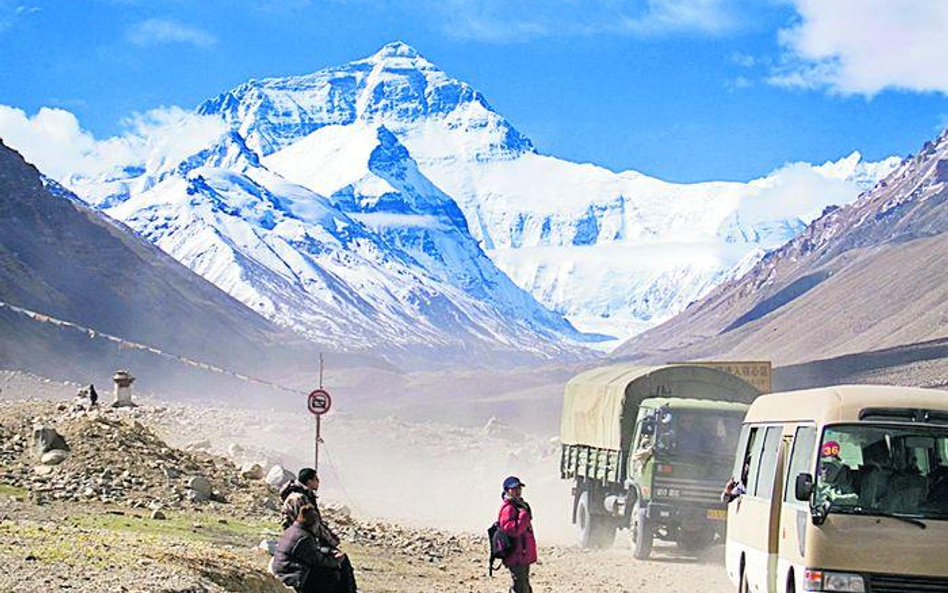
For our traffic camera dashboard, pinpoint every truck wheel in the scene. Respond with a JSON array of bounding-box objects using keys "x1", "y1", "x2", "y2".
[
  {"x1": 576, "y1": 490, "x2": 616, "y2": 549},
  {"x1": 630, "y1": 501, "x2": 653, "y2": 560},
  {"x1": 576, "y1": 490, "x2": 595, "y2": 549}
]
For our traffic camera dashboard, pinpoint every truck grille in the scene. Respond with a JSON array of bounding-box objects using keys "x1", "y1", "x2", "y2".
[
  {"x1": 867, "y1": 573, "x2": 948, "y2": 593},
  {"x1": 652, "y1": 477, "x2": 722, "y2": 505}
]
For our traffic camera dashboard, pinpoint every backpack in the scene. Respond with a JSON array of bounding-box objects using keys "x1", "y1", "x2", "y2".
[
  {"x1": 487, "y1": 504, "x2": 520, "y2": 576},
  {"x1": 487, "y1": 522, "x2": 512, "y2": 576}
]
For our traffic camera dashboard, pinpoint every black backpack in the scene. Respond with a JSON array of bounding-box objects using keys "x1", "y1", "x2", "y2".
[{"x1": 487, "y1": 521, "x2": 513, "y2": 576}]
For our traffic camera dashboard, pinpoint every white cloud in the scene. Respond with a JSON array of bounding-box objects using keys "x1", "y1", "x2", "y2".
[
  {"x1": 742, "y1": 162, "x2": 857, "y2": 227},
  {"x1": 127, "y1": 18, "x2": 216, "y2": 48},
  {"x1": 433, "y1": 0, "x2": 743, "y2": 43},
  {"x1": 0, "y1": 104, "x2": 227, "y2": 183},
  {"x1": 774, "y1": 0, "x2": 948, "y2": 95},
  {"x1": 0, "y1": 106, "x2": 98, "y2": 178}
]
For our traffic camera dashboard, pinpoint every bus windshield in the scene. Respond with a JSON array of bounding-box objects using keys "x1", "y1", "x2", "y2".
[
  {"x1": 815, "y1": 424, "x2": 948, "y2": 520},
  {"x1": 656, "y1": 410, "x2": 744, "y2": 458}
]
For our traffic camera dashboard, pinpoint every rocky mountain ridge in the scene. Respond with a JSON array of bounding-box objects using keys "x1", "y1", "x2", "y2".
[{"x1": 615, "y1": 128, "x2": 948, "y2": 368}]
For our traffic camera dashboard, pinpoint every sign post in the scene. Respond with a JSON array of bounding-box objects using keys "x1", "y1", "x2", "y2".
[{"x1": 308, "y1": 354, "x2": 332, "y2": 475}]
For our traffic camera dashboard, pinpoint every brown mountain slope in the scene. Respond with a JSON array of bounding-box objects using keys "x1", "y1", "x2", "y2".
[
  {"x1": 614, "y1": 129, "x2": 948, "y2": 372},
  {"x1": 0, "y1": 139, "x2": 331, "y2": 396}
]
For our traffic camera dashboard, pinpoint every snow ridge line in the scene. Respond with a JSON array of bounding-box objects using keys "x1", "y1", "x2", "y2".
[{"x1": 0, "y1": 299, "x2": 307, "y2": 396}]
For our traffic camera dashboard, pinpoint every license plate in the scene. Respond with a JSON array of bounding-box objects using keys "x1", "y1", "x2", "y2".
[{"x1": 707, "y1": 509, "x2": 727, "y2": 521}]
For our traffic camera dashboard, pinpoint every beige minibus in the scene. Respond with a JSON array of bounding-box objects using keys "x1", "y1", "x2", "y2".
[{"x1": 725, "y1": 385, "x2": 948, "y2": 593}]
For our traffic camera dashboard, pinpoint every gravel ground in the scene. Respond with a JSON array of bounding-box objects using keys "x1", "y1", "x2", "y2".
[{"x1": 0, "y1": 370, "x2": 734, "y2": 593}]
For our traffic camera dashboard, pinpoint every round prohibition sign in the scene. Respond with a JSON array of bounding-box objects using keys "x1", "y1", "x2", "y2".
[{"x1": 307, "y1": 389, "x2": 332, "y2": 415}]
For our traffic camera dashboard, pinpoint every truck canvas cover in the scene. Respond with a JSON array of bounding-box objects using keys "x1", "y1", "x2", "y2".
[{"x1": 560, "y1": 364, "x2": 762, "y2": 451}]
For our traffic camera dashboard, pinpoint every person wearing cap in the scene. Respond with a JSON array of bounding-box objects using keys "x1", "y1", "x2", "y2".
[{"x1": 498, "y1": 476, "x2": 537, "y2": 593}]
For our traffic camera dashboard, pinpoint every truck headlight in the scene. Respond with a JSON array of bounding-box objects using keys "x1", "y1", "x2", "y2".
[{"x1": 804, "y1": 570, "x2": 865, "y2": 592}]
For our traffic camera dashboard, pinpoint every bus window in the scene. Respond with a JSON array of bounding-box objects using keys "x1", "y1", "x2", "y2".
[
  {"x1": 784, "y1": 426, "x2": 816, "y2": 504},
  {"x1": 754, "y1": 426, "x2": 782, "y2": 500},
  {"x1": 744, "y1": 427, "x2": 764, "y2": 492}
]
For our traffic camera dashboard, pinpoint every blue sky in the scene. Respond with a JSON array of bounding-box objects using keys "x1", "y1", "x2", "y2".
[{"x1": 1, "y1": 0, "x2": 947, "y2": 182}]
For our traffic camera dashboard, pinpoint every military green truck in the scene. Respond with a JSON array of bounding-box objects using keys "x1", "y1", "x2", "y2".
[{"x1": 559, "y1": 364, "x2": 764, "y2": 559}]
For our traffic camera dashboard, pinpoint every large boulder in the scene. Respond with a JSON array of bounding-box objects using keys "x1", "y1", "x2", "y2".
[
  {"x1": 265, "y1": 465, "x2": 295, "y2": 489},
  {"x1": 32, "y1": 426, "x2": 68, "y2": 458},
  {"x1": 186, "y1": 476, "x2": 212, "y2": 502}
]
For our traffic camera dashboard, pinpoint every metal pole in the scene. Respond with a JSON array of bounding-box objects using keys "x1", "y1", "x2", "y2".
[
  {"x1": 315, "y1": 352, "x2": 324, "y2": 475},
  {"x1": 319, "y1": 353, "x2": 324, "y2": 388},
  {"x1": 315, "y1": 413, "x2": 321, "y2": 475}
]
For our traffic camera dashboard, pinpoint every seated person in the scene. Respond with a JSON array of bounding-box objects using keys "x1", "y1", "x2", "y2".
[
  {"x1": 283, "y1": 493, "x2": 357, "y2": 593},
  {"x1": 272, "y1": 505, "x2": 343, "y2": 593},
  {"x1": 818, "y1": 455, "x2": 858, "y2": 505},
  {"x1": 675, "y1": 415, "x2": 708, "y2": 453}
]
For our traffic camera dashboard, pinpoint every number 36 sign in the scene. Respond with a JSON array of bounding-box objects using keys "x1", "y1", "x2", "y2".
[{"x1": 307, "y1": 389, "x2": 332, "y2": 415}]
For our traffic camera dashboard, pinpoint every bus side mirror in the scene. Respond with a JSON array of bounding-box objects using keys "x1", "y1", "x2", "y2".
[{"x1": 795, "y1": 473, "x2": 814, "y2": 502}]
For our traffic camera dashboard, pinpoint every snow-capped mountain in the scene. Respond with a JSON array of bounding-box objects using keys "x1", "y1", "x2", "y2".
[
  {"x1": 196, "y1": 41, "x2": 899, "y2": 344},
  {"x1": 97, "y1": 123, "x2": 587, "y2": 363}
]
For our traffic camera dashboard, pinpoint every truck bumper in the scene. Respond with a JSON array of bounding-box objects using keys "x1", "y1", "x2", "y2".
[{"x1": 645, "y1": 502, "x2": 727, "y2": 533}]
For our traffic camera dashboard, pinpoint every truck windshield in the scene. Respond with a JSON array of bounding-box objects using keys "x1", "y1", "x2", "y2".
[
  {"x1": 815, "y1": 424, "x2": 948, "y2": 520},
  {"x1": 656, "y1": 411, "x2": 744, "y2": 457}
]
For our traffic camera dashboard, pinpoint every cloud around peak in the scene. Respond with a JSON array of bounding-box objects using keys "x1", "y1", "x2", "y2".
[
  {"x1": 126, "y1": 18, "x2": 216, "y2": 48},
  {"x1": 431, "y1": 0, "x2": 746, "y2": 43}
]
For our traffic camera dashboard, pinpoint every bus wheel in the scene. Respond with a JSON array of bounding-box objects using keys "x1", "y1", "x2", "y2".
[{"x1": 630, "y1": 501, "x2": 653, "y2": 560}]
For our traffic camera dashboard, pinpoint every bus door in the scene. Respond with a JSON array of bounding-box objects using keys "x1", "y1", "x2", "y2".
[
  {"x1": 730, "y1": 424, "x2": 786, "y2": 593},
  {"x1": 777, "y1": 425, "x2": 817, "y2": 593}
]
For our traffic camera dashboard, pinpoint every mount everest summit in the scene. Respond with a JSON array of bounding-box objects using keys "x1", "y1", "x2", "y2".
[{"x1": 23, "y1": 42, "x2": 900, "y2": 357}]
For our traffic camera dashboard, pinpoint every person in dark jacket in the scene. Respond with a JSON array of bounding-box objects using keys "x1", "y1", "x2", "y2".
[
  {"x1": 272, "y1": 505, "x2": 342, "y2": 593},
  {"x1": 279, "y1": 468, "x2": 357, "y2": 593},
  {"x1": 498, "y1": 476, "x2": 537, "y2": 593}
]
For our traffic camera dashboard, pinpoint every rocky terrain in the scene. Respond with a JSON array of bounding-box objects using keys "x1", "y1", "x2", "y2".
[{"x1": 0, "y1": 371, "x2": 734, "y2": 592}]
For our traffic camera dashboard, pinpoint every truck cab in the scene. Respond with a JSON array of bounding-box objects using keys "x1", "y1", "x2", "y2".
[{"x1": 627, "y1": 398, "x2": 749, "y2": 557}]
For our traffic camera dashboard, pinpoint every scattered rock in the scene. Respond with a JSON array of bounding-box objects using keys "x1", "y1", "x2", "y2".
[
  {"x1": 239, "y1": 463, "x2": 263, "y2": 480},
  {"x1": 186, "y1": 476, "x2": 212, "y2": 502},
  {"x1": 40, "y1": 449, "x2": 69, "y2": 465},
  {"x1": 265, "y1": 465, "x2": 294, "y2": 489},
  {"x1": 32, "y1": 426, "x2": 68, "y2": 457},
  {"x1": 258, "y1": 538, "x2": 278, "y2": 556},
  {"x1": 151, "y1": 509, "x2": 167, "y2": 520},
  {"x1": 32, "y1": 465, "x2": 55, "y2": 476},
  {"x1": 186, "y1": 439, "x2": 212, "y2": 452}
]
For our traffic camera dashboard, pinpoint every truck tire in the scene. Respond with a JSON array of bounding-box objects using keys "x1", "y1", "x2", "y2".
[
  {"x1": 630, "y1": 500, "x2": 653, "y2": 560},
  {"x1": 576, "y1": 490, "x2": 616, "y2": 549}
]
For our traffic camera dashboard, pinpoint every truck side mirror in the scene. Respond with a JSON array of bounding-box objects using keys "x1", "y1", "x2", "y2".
[
  {"x1": 641, "y1": 418, "x2": 655, "y2": 436},
  {"x1": 795, "y1": 472, "x2": 814, "y2": 502}
]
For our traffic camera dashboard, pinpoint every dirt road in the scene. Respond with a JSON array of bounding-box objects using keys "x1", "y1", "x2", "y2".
[{"x1": 383, "y1": 539, "x2": 734, "y2": 593}]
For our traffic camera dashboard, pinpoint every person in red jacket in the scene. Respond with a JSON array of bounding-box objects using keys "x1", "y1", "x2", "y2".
[{"x1": 498, "y1": 476, "x2": 537, "y2": 593}]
